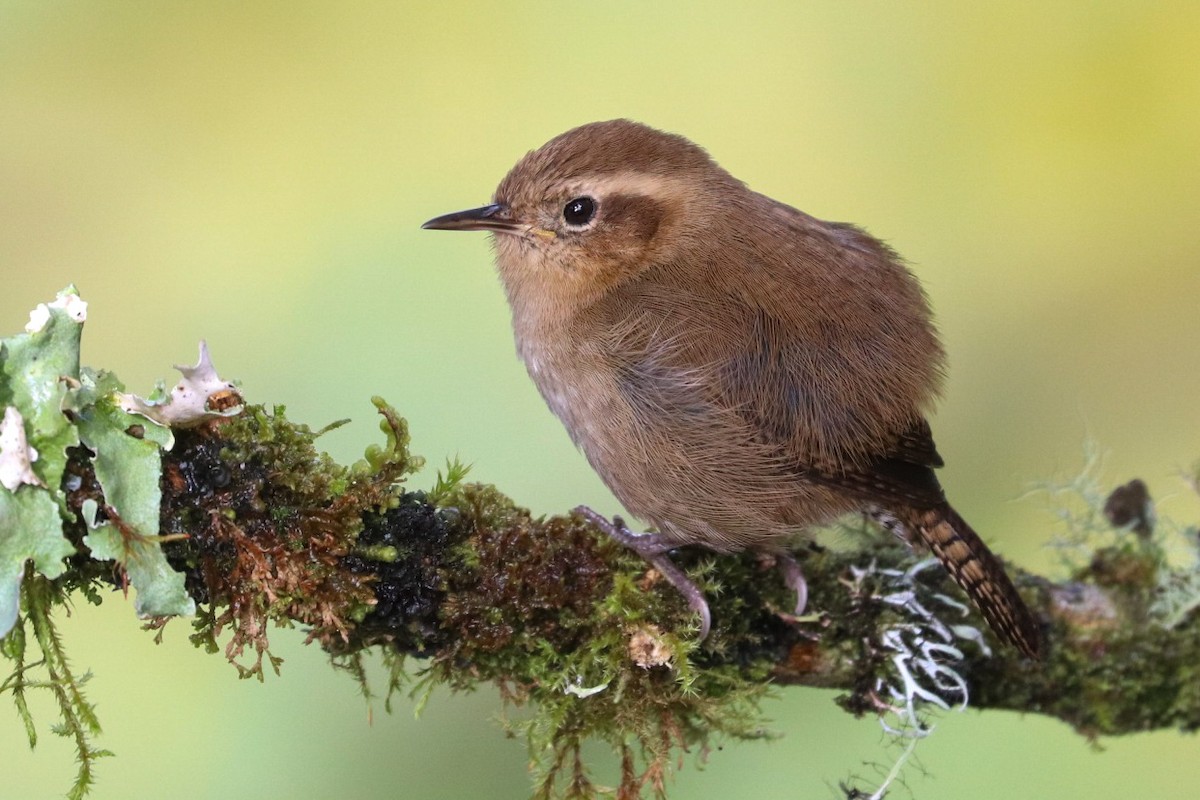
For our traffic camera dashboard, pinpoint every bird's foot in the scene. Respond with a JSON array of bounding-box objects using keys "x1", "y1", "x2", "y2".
[
  {"x1": 775, "y1": 550, "x2": 808, "y2": 617},
  {"x1": 574, "y1": 505, "x2": 712, "y2": 640}
]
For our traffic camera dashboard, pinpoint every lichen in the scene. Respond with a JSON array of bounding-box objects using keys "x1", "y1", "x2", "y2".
[{"x1": 965, "y1": 463, "x2": 1200, "y2": 738}]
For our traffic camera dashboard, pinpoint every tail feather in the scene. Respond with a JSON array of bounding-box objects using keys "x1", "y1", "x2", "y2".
[{"x1": 909, "y1": 505, "x2": 1041, "y2": 659}]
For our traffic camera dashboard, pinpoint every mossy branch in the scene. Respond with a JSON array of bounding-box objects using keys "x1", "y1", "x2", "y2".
[
  {"x1": 48, "y1": 404, "x2": 1200, "y2": 797},
  {"x1": 3, "y1": 290, "x2": 1199, "y2": 798}
]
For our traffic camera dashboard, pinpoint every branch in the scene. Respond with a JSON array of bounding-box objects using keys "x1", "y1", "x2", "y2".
[{"x1": 3, "y1": 288, "x2": 1199, "y2": 798}]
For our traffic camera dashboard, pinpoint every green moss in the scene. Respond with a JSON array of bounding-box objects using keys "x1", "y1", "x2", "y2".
[
  {"x1": 419, "y1": 484, "x2": 776, "y2": 796},
  {"x1": 4, "y1": 573, "x2": 113, "y2": 800},
  {"x1": 986, "y1": 619, "x2": 1200, "y2": 737},
  {"x1": 6, "y1": 290, "x2": 1197, "y2": 800},
  {"x1": 159, "y1": 399, "x2": 421, "y2": 678}
]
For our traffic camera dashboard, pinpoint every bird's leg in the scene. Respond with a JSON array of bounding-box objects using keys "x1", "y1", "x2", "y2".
[{"x1": 574, "y1": 506, "x2": 712, "y2": 640}]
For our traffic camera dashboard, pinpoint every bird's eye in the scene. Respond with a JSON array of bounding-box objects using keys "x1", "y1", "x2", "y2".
[{"x1": 562, "y1": 196, "x2": 596, "y2": 226}]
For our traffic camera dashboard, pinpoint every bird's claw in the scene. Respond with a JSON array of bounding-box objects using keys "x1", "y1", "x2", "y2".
[{"x1": 575, "y1": 505, "x2": 712, "y2": 640}]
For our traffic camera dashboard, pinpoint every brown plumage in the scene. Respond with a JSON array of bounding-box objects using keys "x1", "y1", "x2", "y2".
[{"x1": 423, "y1": 119, "x2": 1041, "y2": 658}]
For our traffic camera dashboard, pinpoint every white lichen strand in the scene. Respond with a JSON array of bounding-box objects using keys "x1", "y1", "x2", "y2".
[
  {"x1": 875, "y1": 559, "x2": 974, "y2": 718},
  {"x1": 116, "y1": 341, "x2": 243, "y2": 429},
  {"x1": 563, "y1": 677, "x2": 610, "y2": 699},
  {"x1": 1031, "y1": 442, "x2": 1122, "y2": 570},
  {"x1": 843, "y1": 557, "x2": 981, "y2": 800},
  {"x1": 0, "y1": 406, "x2": 45, "y2": 491},
  {"x1": 1151, "y1": 529, "x2": 1200, "y2": 628},
  {"x1": 1030, "y1": 446, "x2": 1200, "y2": 630}
]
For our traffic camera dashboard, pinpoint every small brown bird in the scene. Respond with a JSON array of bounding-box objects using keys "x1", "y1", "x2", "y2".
[{"x1": 423, "y1": 119, "x2": 1040, "y2": 658}]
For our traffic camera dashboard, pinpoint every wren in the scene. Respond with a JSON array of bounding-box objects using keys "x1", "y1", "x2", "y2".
[{"x1": 423, "y1": 119, "x2": 1040, "y2": 658}]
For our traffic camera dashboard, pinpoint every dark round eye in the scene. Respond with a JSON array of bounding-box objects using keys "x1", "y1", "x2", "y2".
[{"x1": 562, "y1": 196, "x2": 596, "y2": 226}]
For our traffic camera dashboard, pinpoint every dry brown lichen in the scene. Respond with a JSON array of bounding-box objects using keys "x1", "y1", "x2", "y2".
[{"x1": 628, "y1": 625, "x2": 673, "y2": 669}]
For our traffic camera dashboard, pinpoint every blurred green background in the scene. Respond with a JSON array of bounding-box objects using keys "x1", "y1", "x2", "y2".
[{"x1": 2, "y1": 2, "x2": 1199, "y2": 798}]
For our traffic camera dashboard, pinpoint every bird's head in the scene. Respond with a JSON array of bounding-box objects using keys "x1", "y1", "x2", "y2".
[{"x1": 423, "y1": 120, "x2": 738, "y2": 314}]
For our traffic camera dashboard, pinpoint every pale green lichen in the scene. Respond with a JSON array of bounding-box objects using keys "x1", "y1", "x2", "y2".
[
  {"x1": 72, "y1": 369, "x2": 193, "y2": 619},
  {"x1": 1, "y1": 290, "x2": 232, "y2": 797},
  {"x1": 0, "y1": 287, "x2": 86, "y2": 637}
]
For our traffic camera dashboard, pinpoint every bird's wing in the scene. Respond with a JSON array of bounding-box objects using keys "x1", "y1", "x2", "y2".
[
  {"x1": 703, "y1": 197, "x2": 948, "y2": 495},
  {"x1": 596, "y1": 276, "x2": 947, "y2": 510},
  {"x1": 713, "y1": 304, "x2": 948, "y2": 507},
  {"x1": 596, "y1": 196, "x2": 947, "y2": 507},
  {"x1": 800, "y1": 423, "x2": 948, "y2": 510},
  {"x1": 713, "y1": 297, "x2": 938, "y2": 462}
]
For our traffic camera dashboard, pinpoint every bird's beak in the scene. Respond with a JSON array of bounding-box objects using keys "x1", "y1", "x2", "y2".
[{"x1": 421, "y1": 203, "x2": 522, "y2": 234}]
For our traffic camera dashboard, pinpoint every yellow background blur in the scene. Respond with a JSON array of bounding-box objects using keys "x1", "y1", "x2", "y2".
[{"x1": 2, "y1": 3, "x2": 1199, "y2": 798}]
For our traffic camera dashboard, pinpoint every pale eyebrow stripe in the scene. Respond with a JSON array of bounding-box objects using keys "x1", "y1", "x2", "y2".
[{"x1": 563, "y1": 172, "x2": 690, "y2": 203}]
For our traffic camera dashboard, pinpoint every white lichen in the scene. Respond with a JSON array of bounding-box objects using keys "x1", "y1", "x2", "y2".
[
  {"x1": 843, "y1": 557, "x2": 981, "y2": 800},
  {"x1": 1150, "y1": 538, "x2": 1200, "y2": 629},
  {"x1": 24, "y1": 288, "x2": 87, "y2": 333},
  {"x1": 1028, "y1": 446, "x2": 1200, "y2": 630},
  {"x1": 563, "y1": 676, "x2": 610, "y2": 698},
  {"x1": 117, "y1": 341, "x2": 243, "y2": 429},
  {"x1": 0, "y1": 406, "x2": 45, "y2": 492}
]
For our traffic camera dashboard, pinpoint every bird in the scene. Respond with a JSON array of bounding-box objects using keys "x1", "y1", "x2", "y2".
[{"x1": 422, "y1": 119, "x2": 1041, "y2": 659}]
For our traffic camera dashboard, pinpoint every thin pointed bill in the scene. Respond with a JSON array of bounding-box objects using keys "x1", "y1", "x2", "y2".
[{"x1": 421, "y1": 203, "x2": 522, "y2": 234}]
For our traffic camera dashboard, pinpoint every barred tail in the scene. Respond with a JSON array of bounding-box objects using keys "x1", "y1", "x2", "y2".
[{"x1": 911, "y1": 504, "x2": 1041, "y2": 659}]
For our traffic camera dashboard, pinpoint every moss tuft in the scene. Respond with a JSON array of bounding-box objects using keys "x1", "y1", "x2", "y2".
[
  {"x1": 410, "y1": 484, "x2": 776, "y2": 797},
  {"x1": 158, "y1": 401, "x2": 419, "y2": 678}
]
